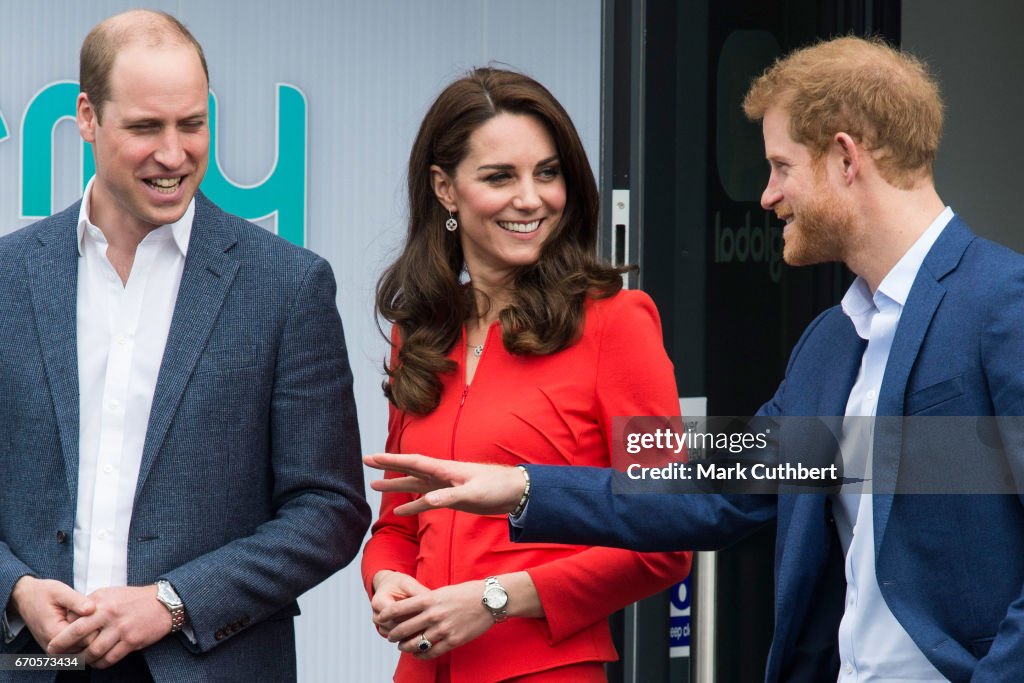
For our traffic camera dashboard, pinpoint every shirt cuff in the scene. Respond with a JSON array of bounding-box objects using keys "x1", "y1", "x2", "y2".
[
  {"x1": 508, "y1": 499, "x2": 530, "y2": 528},
  {"x1": 2, "y1": 609, "x2": 24, "y2": 644}
]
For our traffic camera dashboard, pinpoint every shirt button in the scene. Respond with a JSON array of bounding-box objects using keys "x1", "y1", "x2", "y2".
[
  {"x1": 97, "y1": 530, "x2": 108, "y2": 540},
  {"x1": 845, "y1": 662, "x2": 853, "y2": 674},
  {"x1": 103, "y1": 464, "x2": 114, "y2": 474},
  {"x1": 108, "y1": 400, "x2": 120, "y2": 410},
  {"x1": 116, "y1": 335, "x2": 128, "y2": 347},
  {"x1": 866, "y1": 390, "x2": 877, "y2": 400},
  {"x1": 56, "y1": 530, "x2": 68, "y2": 544}
]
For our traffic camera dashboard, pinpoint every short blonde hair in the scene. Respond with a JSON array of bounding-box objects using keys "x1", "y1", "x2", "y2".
[
  {"x1": 80, "y1": 9, "x2": 209, "y2": 122},
  {"x1": 743, "y1": 36, "x2": 943, "y2": 189}
]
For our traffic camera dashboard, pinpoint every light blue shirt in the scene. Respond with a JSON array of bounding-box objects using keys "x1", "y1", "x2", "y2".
[{"x1": 833, "y1": 206, "x2": 953, "y2": 682}]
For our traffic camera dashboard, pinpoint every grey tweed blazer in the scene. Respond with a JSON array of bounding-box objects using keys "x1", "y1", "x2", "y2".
[{"x1": 0, "y1": 192, "x2": 369, "y2": 682}]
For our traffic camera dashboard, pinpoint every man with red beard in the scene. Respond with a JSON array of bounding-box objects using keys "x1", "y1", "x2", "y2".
[{"x1": 365, "y1": 36, "x2": 1024, "y2": 682}]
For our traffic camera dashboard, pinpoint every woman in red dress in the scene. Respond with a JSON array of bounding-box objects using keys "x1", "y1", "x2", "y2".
[{"x1": 361, "y1": 68, "x2": 691, "y2": 683}]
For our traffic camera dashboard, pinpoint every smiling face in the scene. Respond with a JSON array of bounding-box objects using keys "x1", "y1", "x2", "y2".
[
  {"x1": 760, "y1": 106, "x2": 854, "y2": 266},
  {"x1": 432, "y1": 112, "x2": 566, "y2": 288},
  {"x1": 77, "y1": 40, "x2": 209, "y2": 237}
]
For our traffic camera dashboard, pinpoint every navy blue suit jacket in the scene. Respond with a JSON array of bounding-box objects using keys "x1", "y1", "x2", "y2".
[
  {"x1": 514, "y1": 217, "x2": 1024, "y2": 682},
  {"x1": 0, "y1": 194, "x2": 370, "y2": 682}
]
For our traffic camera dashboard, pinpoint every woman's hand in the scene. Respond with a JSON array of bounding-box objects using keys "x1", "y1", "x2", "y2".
[
  {"x1": 379, "y1": 580, "x2": 495, "y2": 659},
  {"x1": 371, "y1": 570, "x2": 429, "y2": 639},
  {"x1": 379, "y1": 571, "x2": 543, "y2": 659}
]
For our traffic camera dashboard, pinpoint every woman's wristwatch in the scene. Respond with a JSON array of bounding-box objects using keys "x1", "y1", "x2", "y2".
[{"x1": 482, "y1": 576, "x2": 509, "y2": 622}]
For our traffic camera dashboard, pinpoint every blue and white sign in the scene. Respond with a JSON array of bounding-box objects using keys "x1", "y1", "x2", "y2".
[{"x1": 670, "y1": 576, "x2": 692, "y2": 658}]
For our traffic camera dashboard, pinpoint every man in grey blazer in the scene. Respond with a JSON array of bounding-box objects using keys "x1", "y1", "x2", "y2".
[{"x1": 0, "y1": 10, "x2": 369, "y2": 681}]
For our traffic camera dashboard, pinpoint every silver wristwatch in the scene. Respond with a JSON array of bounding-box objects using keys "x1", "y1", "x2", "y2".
[
  {"x1": 156, "y1": 580, "x2": 186, "y2": 632},
  {"x1": 482, "y1": 576, "x2": 509, "y2": 622}
]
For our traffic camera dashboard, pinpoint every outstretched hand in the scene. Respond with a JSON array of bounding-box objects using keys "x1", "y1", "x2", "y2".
[{"x1": 363, "y1": 453, "x2": 526, "y2": 516}]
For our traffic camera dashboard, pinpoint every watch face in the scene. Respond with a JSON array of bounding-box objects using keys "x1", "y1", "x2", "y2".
[
  {"x1": 483, "y1": 586, "x2": 508, "y2": 610},
  {"x1": 157, "y1": 582, "x2": 182, "y2": 607}
]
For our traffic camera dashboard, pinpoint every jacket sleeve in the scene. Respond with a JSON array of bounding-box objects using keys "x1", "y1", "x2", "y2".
[
  {"x1": 512, "y1": 295, "x2": 839, "y2": 553},
  {"x1": 162, "y1": 256, "x2": 370, "y2": 652},
  {"x1": 514, "y1": 465, "x2": 775, "y2": 551},
  {"x1": 360, "y1": 397, "x2": 421, "y2": 598},
  {"x1": 971, "y1": 262, "x2": 1024, "y2": 681},
  {"x1": 0, "y1": 549, "x2": 35, "y2": 646},
  {"x1": 522, "y1": 291, "x2": 692, "y2": 644}
]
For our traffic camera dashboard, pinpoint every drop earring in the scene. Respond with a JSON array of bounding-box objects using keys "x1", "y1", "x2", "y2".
[{"x1": 445, "y1": 211, "x2": 458, "y2": 232}]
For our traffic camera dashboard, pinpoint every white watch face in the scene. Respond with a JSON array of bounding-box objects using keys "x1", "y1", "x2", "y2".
[
  {"x1": 483, "y1": 586, "x2": 508, "y2": 610},
  {"x1": 157, "y1": 581, "x2": 182, "y2": 607}
]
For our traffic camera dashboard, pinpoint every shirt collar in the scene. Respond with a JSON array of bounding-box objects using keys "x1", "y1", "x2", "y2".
[
  {"x1": 841, "y1": 206, "x2": 954, "y2": 339},
  {"x1": 77, "y1": 177, "x2": 194, "y2": 257}
]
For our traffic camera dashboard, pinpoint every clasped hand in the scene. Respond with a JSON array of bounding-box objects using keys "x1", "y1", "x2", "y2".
[
  {"x1": 14, "y1": 577, "x2": 173, "y2": 668},
  {"x1": 371, "y1": 571, "x2": 494, "y2": 660}
]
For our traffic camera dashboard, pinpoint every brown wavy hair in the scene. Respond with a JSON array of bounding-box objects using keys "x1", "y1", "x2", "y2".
[{"x1": 377, "y1": 67, "x2": 628, "y2": 415}]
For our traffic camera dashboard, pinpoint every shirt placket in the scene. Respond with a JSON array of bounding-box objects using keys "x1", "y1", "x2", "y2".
[
  {"x1": 839, "y1": 297, "x2": 904, "y2": 681},
  {"x1": 83, "y1": 241, "x2": 155, "y2": 594},
  {"x1": 838, "y1": 301, "x2": 883, "y2": 681}
]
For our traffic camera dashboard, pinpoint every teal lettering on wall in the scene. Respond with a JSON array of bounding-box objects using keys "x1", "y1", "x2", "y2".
[
  {"x1": 20, "y1": 81, "x2": 80, "y2": 218},
  {"x1": 0, "y1": 109, "x2": 8, "y2": 142},
  {"x1": 201, "y1": 85, "x2": 307, "y2": 247},
  {"x1": 18, "y1": 82, "x2": 307, "y2": 248}
]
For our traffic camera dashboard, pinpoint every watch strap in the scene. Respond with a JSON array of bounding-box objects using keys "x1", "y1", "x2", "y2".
[{"x1": 156, "y1": 580, "x2": 186, "y2": 633}]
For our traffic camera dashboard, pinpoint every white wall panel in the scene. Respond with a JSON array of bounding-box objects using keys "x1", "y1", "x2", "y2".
[
  {"x1": 0, "y1": 1, "x2": 601, "y2": 680},
  {"x1": 902, "y1": 0, "x2": 1024, "y2": 252}
]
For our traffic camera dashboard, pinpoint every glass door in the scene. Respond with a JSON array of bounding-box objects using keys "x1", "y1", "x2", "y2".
[{"x1": 600, "y1": 1, "x2": 899, "y2": 680}]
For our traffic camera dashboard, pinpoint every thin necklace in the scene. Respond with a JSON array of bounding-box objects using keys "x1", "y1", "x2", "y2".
[{"x1": 469, "y1": 317, "x2": 497, "y2": 359}]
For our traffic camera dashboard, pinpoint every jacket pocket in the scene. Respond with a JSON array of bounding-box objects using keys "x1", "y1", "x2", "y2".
[
  {"x1": 970, "y1": 635, "x2": 995, "y2": 658},
  {"x1": 195, "y1": 343, "x2": 257, "y2": 373},
  {"x1": 905, "y1": 375, "x2": 963, "y2": 414}
]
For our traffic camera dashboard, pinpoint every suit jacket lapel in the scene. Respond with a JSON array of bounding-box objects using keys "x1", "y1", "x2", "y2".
[
  {"x1": 24, "y1": 204, "x2": 82, "y2": 497},
  {"x1": 820, "y1": 320, "x2": 865, "y2": 417},
  {"x1": 873, "y1": 216, "x2": 973, "y2": 553},
  {"x1": 134, "y1": 195, "x2": 240, "y2": 503},
  {"x1": 773, "y1": 316, "x2": 862, "y2": 645}
]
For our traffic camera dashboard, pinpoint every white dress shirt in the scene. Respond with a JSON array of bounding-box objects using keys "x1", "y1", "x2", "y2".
[
  {"x1": 833, "y1": 206, "x2": 953, "y2": 682},
  {"x1": 74, "y1": 179, "x2": 193, "y2": 595}
]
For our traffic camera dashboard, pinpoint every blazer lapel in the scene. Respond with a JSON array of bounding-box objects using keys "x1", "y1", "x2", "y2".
[
  {"x1": 819, "y1": 322, "x2": 865, "y2": 417},
  {"x1": 772, "y1": 316, "x2": 863, "y2": 645},
  {"x1": 134, "y1": 195, "x2": 240, "y2": 503},
  {"x1": 873, "y1": 216, "x2": 973, "y2": 553},
  {"x1": 24, "y1": 204, "x2": 82, "y2": 496}
]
